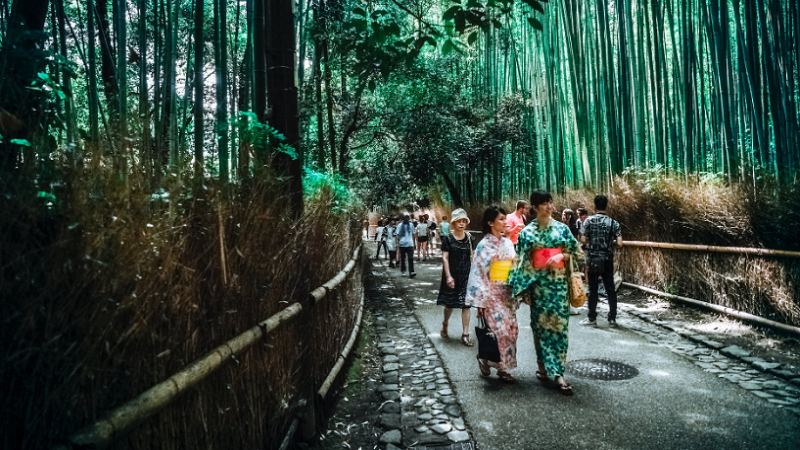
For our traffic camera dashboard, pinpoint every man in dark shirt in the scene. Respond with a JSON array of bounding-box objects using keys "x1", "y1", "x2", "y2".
[{"x1": 579, "y1": 195, "x2": 623, "y2": 327}]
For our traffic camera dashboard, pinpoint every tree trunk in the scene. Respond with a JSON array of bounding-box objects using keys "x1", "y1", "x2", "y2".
[
  {"x1": 214, "y1": 0, "x2": 229, "y2": 186},
  {"x1": 0, "y1": 0, "x2": 49, "y2": 171},
  {"x1": 194, "y1": 0, "x2": 204, "y2": 185},
  {"x1": 138, "y1": 0, "x2": 150, "y2": 185},
  {"x1": 441, "y1": 171, "x2": 464, "y2": 208},
  {"x1": 87, "y1": 0, "x2": 99, "y2": 144},
  {"x1": 264, "y1": 0, "x2": 303, "y2": 214},
  {"x1": 115, "y1": 0, "x2": 127, "y2": 179}
]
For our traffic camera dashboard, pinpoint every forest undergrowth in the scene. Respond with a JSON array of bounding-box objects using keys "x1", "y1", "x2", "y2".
[
  {"x1": 448, "y1": 174, "x2": 800, "y2": 327},
  {"x1": 0, "y1": 166, "x2": 363, "y2": 450}
]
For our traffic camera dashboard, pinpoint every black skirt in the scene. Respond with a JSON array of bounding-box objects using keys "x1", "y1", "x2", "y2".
[{"x1": 437, "y1": 233, "x2": 472, "y2": 309}]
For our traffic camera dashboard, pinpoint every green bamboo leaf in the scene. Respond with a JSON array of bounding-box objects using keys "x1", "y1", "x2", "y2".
[
  {"x1": 527, "y1": 17, "x2": 543, "y2": 30},
  {"x1": 521, "y1": 0, "x2": 544, "y2": 13},
  {"x1": 353, "y1": 7, "x2": 367, "y2": 16},
  {"x1": 467, "y1": 32, "x2": 478, "y2": 45},
  {"x1": 10, "y1": 139, "x2": 31, "y2": 147},
  {"x1": 442, "y1": 39, "x2": 455, "y2": 56},
  {"x1": 443, "y1": 5, "x2": 461, "y2": 21}
]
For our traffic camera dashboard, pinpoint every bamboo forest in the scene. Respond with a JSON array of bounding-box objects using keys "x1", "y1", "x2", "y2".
[{"x1": 3, "y1": 0, "x2": 800, "y2": 449}]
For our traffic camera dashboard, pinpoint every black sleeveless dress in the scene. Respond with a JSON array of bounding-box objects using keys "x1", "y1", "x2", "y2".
[{"x1": 437, "y1": 233, "x2": 472, "y2": 309}]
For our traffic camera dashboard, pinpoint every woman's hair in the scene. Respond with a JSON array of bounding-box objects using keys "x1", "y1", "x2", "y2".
[
  {"x1": 482, "y1": 206, "x2": 507, "y2": 234},
  {"x1": 530, "y1": 190, "x2": 552, "y2": 207}
]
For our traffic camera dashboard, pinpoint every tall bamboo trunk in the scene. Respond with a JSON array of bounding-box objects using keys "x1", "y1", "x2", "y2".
[
  {"x1": 264, "y1": 0, "x2": 303, "y2": 214},
  {"x1": 138, "y1": 0, "x2": 150, "y2": 187},
  {"x1": 214, "y1": 0, "x2": 229, "y2": 186}
]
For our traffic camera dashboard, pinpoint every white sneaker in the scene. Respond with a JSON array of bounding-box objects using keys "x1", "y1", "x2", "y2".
[
  {"x1": 569, "y1": 306, "x2": 580, "y2": 315},
  {"x1": 580, "y1": 318, "x2": 597, "y2": 326}
]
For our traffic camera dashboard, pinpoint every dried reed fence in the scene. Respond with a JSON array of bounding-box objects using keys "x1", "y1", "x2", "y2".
[
  {"x1": 1, "y1": 173, "x2": 365, "y2": 450},
  {"x1": 56, "y1": 244, "x2": 363, "y2": 449},
  {"x1": 556, "y1": 176, "x2": 800, "y2": 327}
]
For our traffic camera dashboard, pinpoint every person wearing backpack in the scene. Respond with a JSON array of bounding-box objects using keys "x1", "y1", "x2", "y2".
[{"x1": 579, "y1": 195, "x2": 623, "y2": 328}]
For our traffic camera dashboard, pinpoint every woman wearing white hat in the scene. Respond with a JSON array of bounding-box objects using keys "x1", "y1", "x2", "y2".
[{"x1": 437, "y1": 208, "x2": 474, "y2": 346}]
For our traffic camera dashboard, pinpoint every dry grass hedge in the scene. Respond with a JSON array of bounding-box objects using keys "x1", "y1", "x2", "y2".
[
  {"x1": 1, "y1": 170, "x2": 363, "y2": 450},
  {"x1": 554, "y1": 176, "x2": 800, "y2": 326}
]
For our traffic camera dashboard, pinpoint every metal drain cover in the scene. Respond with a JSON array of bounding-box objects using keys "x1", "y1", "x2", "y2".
[{"x1": 566, "y1": 359, "x2": 639, "y2": 380}]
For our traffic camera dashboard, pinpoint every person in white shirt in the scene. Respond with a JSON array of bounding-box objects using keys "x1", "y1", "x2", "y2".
[
  {"x1": 374, "y1": 221, "x2": 388, "y2": 259},
  {"x1": 416, "y1": 216, "x2": 430, "y2": 261},
  {"x1": 384, "y1": 217, "x2": 399, "y2": 267}
]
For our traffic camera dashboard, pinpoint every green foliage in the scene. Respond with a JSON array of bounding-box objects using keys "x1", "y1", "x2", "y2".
[
  {"x1": 303, "y1": 167, "x2": 353, "y2": 214},
  {"x1": 235, "y1": 112, "x2": 298, "y2": 160}
]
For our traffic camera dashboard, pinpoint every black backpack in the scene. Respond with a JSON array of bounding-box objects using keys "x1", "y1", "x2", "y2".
[{"x1": 586, "y1": 216, "x2": 615, "y2": 275}]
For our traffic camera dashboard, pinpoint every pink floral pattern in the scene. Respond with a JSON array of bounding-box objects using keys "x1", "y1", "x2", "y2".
[{"x1": 466, "y1": 234, "x2": 519, "y2": 372}]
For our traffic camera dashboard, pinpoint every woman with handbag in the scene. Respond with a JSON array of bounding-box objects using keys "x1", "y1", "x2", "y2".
[
  {"x1": 465, "y1": 206, "x2": 519, "y2": 382},
  {"x1": 509, "y1": 191, "x2": 582, "y2": 395}
]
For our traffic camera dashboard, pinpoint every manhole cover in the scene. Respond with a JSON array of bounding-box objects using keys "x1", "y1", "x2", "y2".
[{"x1": 565, "y1": 359, "x2": 639, "y2": 380}]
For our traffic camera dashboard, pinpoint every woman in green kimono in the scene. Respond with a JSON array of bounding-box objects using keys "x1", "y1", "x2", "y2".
[{"x1": 509, "y1": 190, "x2": 582, "y2": 395}]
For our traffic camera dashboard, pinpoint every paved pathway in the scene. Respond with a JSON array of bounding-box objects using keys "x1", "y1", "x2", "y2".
[{"x1": 367, "y1": 242, "x2": 800, "y2": 450}]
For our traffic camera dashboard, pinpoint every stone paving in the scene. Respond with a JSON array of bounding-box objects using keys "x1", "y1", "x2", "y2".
[
  {"x1": 592, "y1": 297, "x2": 800, "y2": 416},
  {"x1": 369, "y1": 260, "x2": 472, "y2": 449}
]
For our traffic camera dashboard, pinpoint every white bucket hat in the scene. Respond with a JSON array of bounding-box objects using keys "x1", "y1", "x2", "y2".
[{"x1": 450, "y1": 208, "x2": 470, "y2": 224}]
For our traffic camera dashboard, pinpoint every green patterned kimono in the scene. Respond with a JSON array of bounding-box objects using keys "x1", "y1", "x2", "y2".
[{"x1": 509, "y1": 218, "x2": 581, "y2": 378}]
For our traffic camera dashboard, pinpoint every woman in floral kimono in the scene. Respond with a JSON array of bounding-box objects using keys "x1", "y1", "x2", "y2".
[
  {"x1": 465, "y1": 206, "x2": 519, "y2": 382},
  {"x1": 509, "y1": 191, "x2": 582, "y2": 395}
]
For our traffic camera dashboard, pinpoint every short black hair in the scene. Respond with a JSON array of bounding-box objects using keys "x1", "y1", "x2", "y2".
[
  {"x1": 577, "y1": 208, "x2": 588, "y2": 217},
  {"x1": 482, "y1": 206, "x2": 507, "y2": 234},
  {"x1": 530, "y1": 190, "x2": 552, "y2": 207},
  {"x1": 594, "y1": 195, "x2": 609, "y2": 210}
]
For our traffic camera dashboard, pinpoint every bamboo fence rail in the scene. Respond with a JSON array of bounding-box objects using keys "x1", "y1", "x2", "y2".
[
  {"x1": 54, "y1": 244, "x2": 363, "y2": 450},
  {"x1": 623, "y1": 241, "x2": 800, "y2": 258},
  {"x1": 622, "y1": 282, "x2": 800, "y2": 337}
]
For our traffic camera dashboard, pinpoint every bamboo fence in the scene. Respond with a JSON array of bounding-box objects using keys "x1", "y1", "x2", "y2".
[
  {"x1": 54, "y1": 244, "x2": 364, "y2": 450},
  {"x1": 622, "y1": 282, "x2": 800, "y2": 337},
  {"x1": 623, "y1": 241, "x2": 800, "y2": 258}
]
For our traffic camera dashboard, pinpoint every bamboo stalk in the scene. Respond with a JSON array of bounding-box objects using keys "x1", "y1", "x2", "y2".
[
  {"x1": 317, "y1": 297, "x2": 364, "y2": 399},
  {"x1": 623, "y1": 240, "x2": 800, "y2": 258},
  {"x1": 56, "y1": 245, "x2": 363, "y2": 450},
  {"x1": 622, "y1": 282, "x2": 800, "y2": 337}
]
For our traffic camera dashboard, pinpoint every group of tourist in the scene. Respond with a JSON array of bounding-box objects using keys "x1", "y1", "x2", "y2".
[
  {"x1": 374, "y1": 213, "x2": 450, "y2": 277},
  {"x1": 374, "y1": 192, "x2": 623, "y2": 396}
]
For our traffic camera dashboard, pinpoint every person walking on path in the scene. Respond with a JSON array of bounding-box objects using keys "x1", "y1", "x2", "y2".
[
  {"x1": 509, "y1": 191, "x2": 582, "y2": 395},
  {"x1": 466, "y1": 206, "x2": 519, "y2": 382},
  {"x1": 438, "y1": 209, "x2": 474, "y2": 347},
  {"x1": 417, "y1": 215, "x2": 430, "y2": 261},
  {"x1": 505, "y1": 200, "x2": 529, "y2": 245},
  {"x1": 580, "y1": 195, "x2": 623, "y2": 328},
  {"x1": 439, "y1": 215, "x2": 449, "y2": 245},
  {"x1": 398, "y1": 213, "x2": 417, "y2": 277},
  {"x1": 385, "y1": 217, "x2": 398, "y2": 268},
  {"x1": 375, "y1": 220, "x2": 389, "y2": 259},
  {"x1": 428, "y1": 215, "x2": 437, "y2": 249}
]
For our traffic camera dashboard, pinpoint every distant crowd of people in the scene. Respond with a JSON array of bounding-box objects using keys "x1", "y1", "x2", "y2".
[{"x1": 368, "y1": 192, "x2": 623, "y2": 396}]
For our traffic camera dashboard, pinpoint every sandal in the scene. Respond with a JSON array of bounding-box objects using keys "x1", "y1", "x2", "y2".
[
  {"x1": 441, "y1": 322, "x2": 449, "y2": 338},
  {"x1": 497, "y1": 371, "x2": 516, "y2": 383},
  {"x1": 461, "y1": 334, "x2": 474, "y2": 347},
  {"x1": 555, "y1": 378, "x2": 573, "y2": 396},
  {"x1": 536, "y1": 370, "x2": 549, "y2": 383},
  {"x1": 478, "y1": 358, "x2": 491, "y2": 377}
]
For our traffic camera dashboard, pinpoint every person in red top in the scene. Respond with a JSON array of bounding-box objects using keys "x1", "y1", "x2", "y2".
[{"x1": 505, "y1": 200, "x2": 530, "y2": 245}]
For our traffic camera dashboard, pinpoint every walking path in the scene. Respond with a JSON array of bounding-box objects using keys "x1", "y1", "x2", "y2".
[{"x1": 361, "y1": 241, "x2": 799, "y2": 450}]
